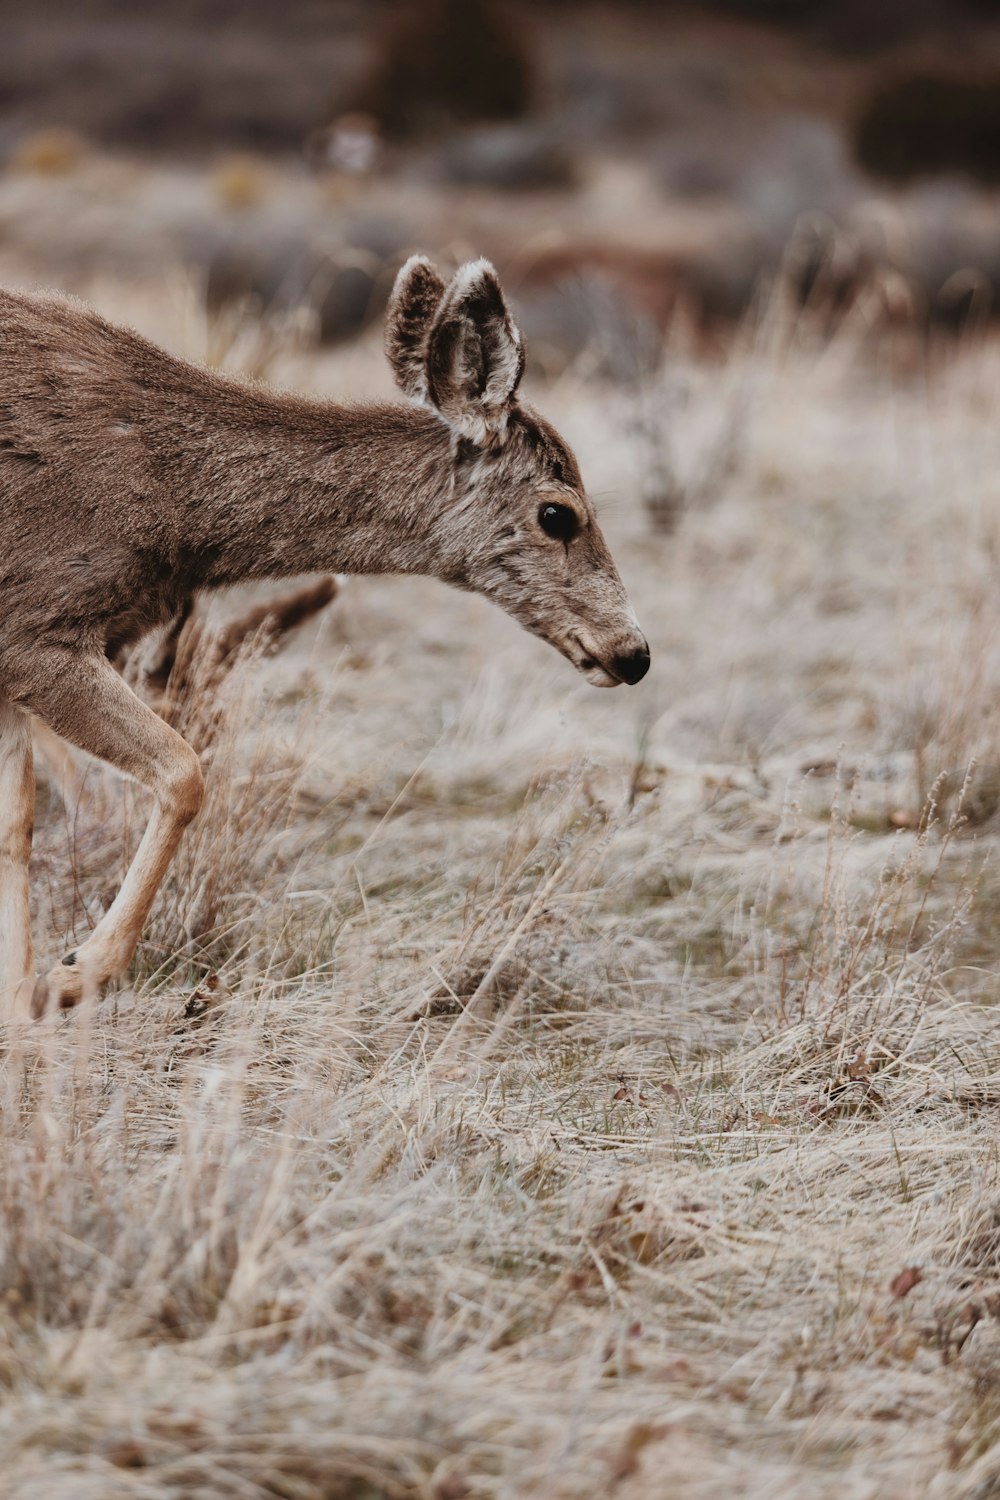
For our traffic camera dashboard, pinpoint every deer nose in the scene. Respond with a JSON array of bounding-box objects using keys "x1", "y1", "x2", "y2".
[{"x1": 611, "y1": 642, "x2": 650, "y2": 685}]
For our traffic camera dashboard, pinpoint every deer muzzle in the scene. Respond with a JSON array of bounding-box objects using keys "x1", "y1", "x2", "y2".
[{"x1": 573, "y1": 629, "x2": 650, "y2": 688}]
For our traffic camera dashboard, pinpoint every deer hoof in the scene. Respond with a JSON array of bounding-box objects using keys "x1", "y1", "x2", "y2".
[{"x1": 32, "y1": 954, "x2": 86, "y2": 1017}]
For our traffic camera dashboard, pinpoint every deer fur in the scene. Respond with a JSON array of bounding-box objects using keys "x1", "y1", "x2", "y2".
[{"x1": 0, "y1": 256, "x2": 648, "y2": 1018}]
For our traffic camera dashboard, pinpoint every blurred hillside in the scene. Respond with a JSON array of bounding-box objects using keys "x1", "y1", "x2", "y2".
[{"x1": 4, "y1": 0, "x2": 1000, "y2": 361}]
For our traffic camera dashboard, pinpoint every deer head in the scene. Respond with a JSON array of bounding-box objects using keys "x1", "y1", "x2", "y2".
[{"x1": 385, "y1": 256, "x2": 650, "y2": 687}]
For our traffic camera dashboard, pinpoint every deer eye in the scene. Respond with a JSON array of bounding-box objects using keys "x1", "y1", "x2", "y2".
[{"x1": 538, "y1": 503, "x2": 579, "y2": 542}]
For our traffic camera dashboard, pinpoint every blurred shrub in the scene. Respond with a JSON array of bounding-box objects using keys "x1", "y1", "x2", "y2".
[
  {"x1": 571, "y1": 0, "x2": 960, "y2": 54},
  {"x1": 427, "y1": 123, "x2": 577, "y2": 191},
  {"x1": 631, "y1": 364, "x2": 751, "y2": 533},
  {"x1": 855, "y1": 71, "x2": 1000, "y2": 185},
  {"x1": 7, "y1": 128, "x2": 88, "y2": 176},
  {"x1": 204, "y1": 241, "x2": 390, "y2": 346},
  {"x1": 346, "y1": 0, "x2": 533, "y2": 140},
  {"x1": 211, "y1": 154, "x2": 273, "y2": 211},
  {"x1": 509, "y1": 251, "x2": 669, "y2": 380},
  {"x1": 306, "y1": 113, "x2": 382, "y2": 176}
]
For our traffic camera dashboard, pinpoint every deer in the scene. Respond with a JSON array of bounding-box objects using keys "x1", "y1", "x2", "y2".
[{"x1": 0, "y1": 255, "x2": 649, "y2": 1020}]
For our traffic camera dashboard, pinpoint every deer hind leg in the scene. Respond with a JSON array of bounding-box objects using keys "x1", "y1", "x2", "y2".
[
  {"x1": 0, "y1": 699, "x2": 35, "y2": 1020},
  {"x1": 27, "y1": 656, "x2": 204, "y2": 1015}
]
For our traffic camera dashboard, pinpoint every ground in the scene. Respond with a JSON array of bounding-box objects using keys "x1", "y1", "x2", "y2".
[{"x1": 5, "y1": 270, "x2": 1000, "y2": 1499}]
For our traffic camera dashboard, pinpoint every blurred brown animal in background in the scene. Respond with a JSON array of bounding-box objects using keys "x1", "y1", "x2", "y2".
[{"x1": 0, "y1": 256, "x2": 647, "y2": 1018}]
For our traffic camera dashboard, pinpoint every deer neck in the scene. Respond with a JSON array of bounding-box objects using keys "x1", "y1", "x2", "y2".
[{"x1": 174, "y1": 388, "x2": 458, "y2": 588}]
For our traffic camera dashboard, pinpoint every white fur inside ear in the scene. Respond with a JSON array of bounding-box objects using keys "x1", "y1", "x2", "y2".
[{"x1": 449, "y1": 258, "x2": 498, "y2": 298}]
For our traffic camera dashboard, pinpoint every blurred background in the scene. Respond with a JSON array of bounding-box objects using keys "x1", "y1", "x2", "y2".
[{"x1": 5, "y1": 0, "x2": 1000, "y2": 376}]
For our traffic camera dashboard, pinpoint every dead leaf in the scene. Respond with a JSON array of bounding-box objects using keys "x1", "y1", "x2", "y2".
[
  {"x1": 890, "y1": 1266, "x2": 923, "y2": 1299},
  {"x1": 182, "y1": 973, "x2": 228, "y2": 1019}
]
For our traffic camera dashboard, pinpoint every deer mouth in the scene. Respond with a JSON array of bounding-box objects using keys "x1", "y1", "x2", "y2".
[
  {"x1": 570, "y1": 636, "x2": 623, "y2": 688},
  {"x1": 566, "y1": 632, "x2": 652, "y2": 687}
]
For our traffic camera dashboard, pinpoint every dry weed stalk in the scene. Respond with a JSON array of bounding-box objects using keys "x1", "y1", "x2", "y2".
[
  {"x1": 631, "y1": 358, "x2": 752, "y2": 534},
  {"x1": 121, "y1": 575, "x2": 339, "y2": 752}
]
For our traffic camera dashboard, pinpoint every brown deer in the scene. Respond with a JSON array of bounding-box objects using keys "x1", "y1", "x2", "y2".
[{"x1": 0, "y1": 256, "x2": 649, "y2": 1019}]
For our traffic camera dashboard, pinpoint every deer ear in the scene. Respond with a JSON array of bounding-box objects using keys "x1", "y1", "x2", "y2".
[
  {"x1": 424, "y1": 259, "x2": 525, "y2": 444},
  {"x1": 385, "y1": 255, "x2": 447, "y2": 400}
]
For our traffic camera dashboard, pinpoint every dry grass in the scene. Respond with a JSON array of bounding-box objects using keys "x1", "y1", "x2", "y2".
[{"x1": 8, "y1": 280, "x2": 1000, "y2": 1498}]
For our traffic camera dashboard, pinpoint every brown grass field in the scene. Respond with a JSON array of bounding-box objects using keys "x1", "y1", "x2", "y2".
[{"x1": 6, "y1": 265, "x2": 1000, "y2": 1498}]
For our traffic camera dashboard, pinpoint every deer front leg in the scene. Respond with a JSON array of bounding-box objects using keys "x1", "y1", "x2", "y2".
[
  {"x1": 26, "y1": 656, "x2": 204, "y2": 1014},
  {"x1": 0, "y1": 699, "x2": 35, "y2": 1020}
]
